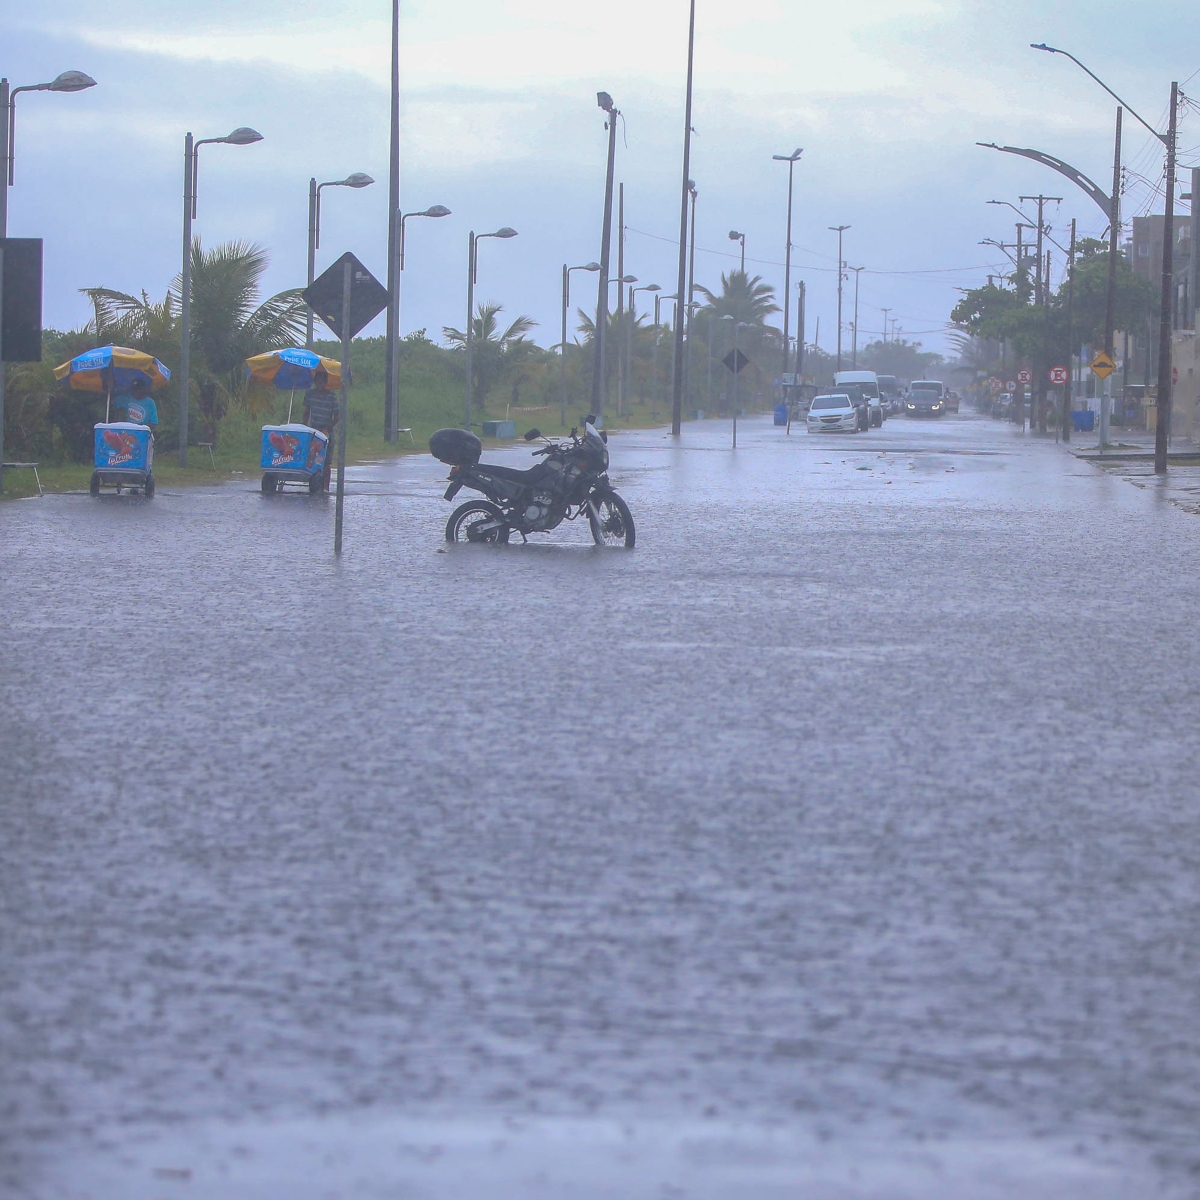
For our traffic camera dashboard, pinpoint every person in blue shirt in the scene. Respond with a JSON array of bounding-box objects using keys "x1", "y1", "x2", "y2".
[{"x1": 118, "y1": 376, "x2": 159, "y2": 428}]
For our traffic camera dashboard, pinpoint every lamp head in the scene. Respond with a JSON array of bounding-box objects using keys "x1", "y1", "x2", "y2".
[
  {"x1": 621, "y1": 274, "x2": 637, "y2": 283},
  {"x1": 1030, "y1": 43, "x2": 1057, "y2": 54},
  {"x1": 224, "y1": 127, "x2": 264, "y2": 145},
  {"x1": 48, "y1": 70, "x2": 97, "y2": 93},
  {"x1": 583, "y1": 262, "x2": 601, "y2": 271},
  {"x1": 491, "y1": 227, "x2": 518, "y2": 239},
  {"x1": 343, "y1": 172, "x2": 374, "y2": 188},
  {"x1": 728, "y1": 230, "x2": 743, "y2": 241},
  {"x1": 423, "y1": 205, "x2": 451, "y2": 218},
  {"x1": 772, "y1": 148, "x2": 803, "y2": 161},
  {"x1": 644, "y1": 284, "x2": 661, "y2": 292},
  {"x1": 597, "y1": 91, "x2": 615, "y2": 113}
]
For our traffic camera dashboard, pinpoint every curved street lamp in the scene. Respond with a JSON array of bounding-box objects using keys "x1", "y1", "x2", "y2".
[
  {"x1": 1030, "y1": 41, "x2": 1179, "y2": 467},
  {"x1": 561, "y1": 262, "x2": 600, "y2": 424},
  {"x1": 465, "y1": 227, "x2": 518, "y2": 429},
  {"x1": 0, "y1": 68, "x2": 97, "y2": 494},
  {"x1": 772, "y1": 147, "x2": 801, "y2": 376},
  {"x1": 178, "y1": 126, "x2": 263, "y2": 465},
  {"x1": 306, "y1": 172, "x2": 376, "y2": 349},
  {"x1": 728, "y1": 230, "x2": 745, "y2": 271}
]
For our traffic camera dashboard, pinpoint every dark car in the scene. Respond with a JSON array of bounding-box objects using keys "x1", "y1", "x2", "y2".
[{"x1": 905, "y1": 391, "x2": 945, "y2": 418}]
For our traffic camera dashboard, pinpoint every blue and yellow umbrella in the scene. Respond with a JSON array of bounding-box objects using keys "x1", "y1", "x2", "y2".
[
  {"x1": 245, "y1": 347, "x2": 347, "y2": 391},
  {"x1": 54, "y1": 345, "x2": 172, "y2": 422}
]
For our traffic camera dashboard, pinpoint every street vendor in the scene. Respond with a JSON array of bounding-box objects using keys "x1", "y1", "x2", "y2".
[
  {"x1": 303, "y1": 370, "x2": 338, "y2": 489},
  {"x1": 116, "y1": 376, "x2": 159, "y2": 429}
]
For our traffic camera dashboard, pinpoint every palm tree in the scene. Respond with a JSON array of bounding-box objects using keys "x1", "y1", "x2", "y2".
[
  {"x1": 696, "y1": 269, "x2": 780, "y2": 326},
  {"x1": 443, "y1": 301, "x2": 537, "y2": 411},
  {"x1": 172, "y1": 240, "x2": 307, "y2": 442}
]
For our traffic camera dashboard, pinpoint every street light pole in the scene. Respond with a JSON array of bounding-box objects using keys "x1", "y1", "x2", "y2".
[
  {"x1": 671, "y1": 0, "x2": 697, "y2": 437},
  {"x1": 684, "y1": 181, "x2": 698, "y2": 414},
  {"x1": 773, "y1": 149, "x2": 803, "y2": 381},
  {"x1": 728, "y1": 229, "x2": 745, "y2": 271},
  {"x1": 178, "y1": 126, "x2": 263, "y2": 467},
  {"x1": 592, "y1": 92, "x2": 619, "y2": 418},
  {"x1": 561, "y1": 262, "x2": 600, "y2": 425},
  {"x1": 393, "y1": 203, "x2": 450, "y2": 428},
  {"x1": 829, "y1": 225, "x2": 849, "y2": 371},
  {"x1": 0, "y1": 69, "x2": 96, "y2": 495},
  {"x1": 464, "y1": 227, "x2": 518, "y2": 431},
  {"x1": 630, "y1": 283, "x2": 660, "y2": 415},
  {"x1": 307, "y1": 173, "x2": 375, "y2": 350},
  {"x1": 384, "y1": 0, "x2": 400, "y2": 442}
]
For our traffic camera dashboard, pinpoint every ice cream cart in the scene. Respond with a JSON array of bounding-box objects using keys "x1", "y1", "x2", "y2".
[
  {"x1": 91, "y1": 421, "x2": 156, "y2": 496},
  {"x1": 259, "y1": 423, "x2": 328, "y2": 493},
  {"x1": 245, "y1": 349, "x2": 345, "y2": 496},
  {"x1": 53, "y1": 345, "x2": 170, "y2": 500}
]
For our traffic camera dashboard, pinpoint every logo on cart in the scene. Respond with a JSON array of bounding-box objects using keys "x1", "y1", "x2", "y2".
[
  {"x1": 268, "y1": 431, "x2": 300, "y2": 466},
  {"x1": 102, "y1": 429, "x2": 139, "y2": 464},
  {"x1": 306, "y1": 437, "x2": 324, "y2": 471}
]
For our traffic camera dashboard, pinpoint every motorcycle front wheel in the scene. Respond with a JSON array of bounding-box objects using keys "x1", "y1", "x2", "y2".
[
  {"x1": 588, "y1": 492, "x2": 635, "y2": 548},
  {"x1": 445, "y1": 499, "x2": 511, "y2": 544}
]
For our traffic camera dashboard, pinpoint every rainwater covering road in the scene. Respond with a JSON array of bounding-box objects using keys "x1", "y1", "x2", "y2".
[{"x1": 2, "y1": 414, "x2": 1199, "y2": 1199}]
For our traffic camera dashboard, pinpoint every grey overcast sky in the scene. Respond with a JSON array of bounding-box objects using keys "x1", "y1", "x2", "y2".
[{"x1": 5, "y1": 0, "x2": 1198, "y2": 357}]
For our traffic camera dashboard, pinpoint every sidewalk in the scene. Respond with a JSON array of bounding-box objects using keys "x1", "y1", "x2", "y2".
[{"x1": 1067, "y1": 425, "x2": 1200, "y2": 515}]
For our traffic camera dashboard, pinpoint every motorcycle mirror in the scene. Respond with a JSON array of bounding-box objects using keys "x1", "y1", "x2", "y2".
[{"x1": 524, "y1": 428, "x2": 541, "y2": 441}]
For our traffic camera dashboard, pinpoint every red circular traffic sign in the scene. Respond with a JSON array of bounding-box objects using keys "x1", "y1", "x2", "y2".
[
  {"x1": 989, "y1": 377, "x2": 1002, "y2": 392},
  {"x1": 1017, "y1": 368, "x2": 1032, "y2": 384},
  {"x1": 1049, "y1": 366, "x2": 1068, "y2": 385}
]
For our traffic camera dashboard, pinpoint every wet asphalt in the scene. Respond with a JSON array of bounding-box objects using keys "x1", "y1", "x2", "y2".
[{"x1": 2, "y1": 411, "x2": 1199, "y2": 1199}]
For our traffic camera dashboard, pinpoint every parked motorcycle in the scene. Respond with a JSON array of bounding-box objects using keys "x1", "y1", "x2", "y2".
[{"x1": 431, "y1": 417, "x2": 635, "y2": 548}]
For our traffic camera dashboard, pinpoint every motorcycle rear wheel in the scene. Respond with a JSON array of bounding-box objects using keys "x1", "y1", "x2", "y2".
[
  {"x1": 588, "y1": 492, "x2": 635, "y2": 548},
  {"x1": 446, "y1": 499, "x2": 511, "y2": 544}
]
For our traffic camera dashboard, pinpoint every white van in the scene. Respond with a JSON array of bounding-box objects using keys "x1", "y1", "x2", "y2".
[{"x1": 833, "y1": 370, "x2": 884, "y2": 427}]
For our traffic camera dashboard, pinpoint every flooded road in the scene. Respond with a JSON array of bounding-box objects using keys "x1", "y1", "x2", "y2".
[{"x1": 3, "y1": 413, "x2": 1199, "y2": 1198}]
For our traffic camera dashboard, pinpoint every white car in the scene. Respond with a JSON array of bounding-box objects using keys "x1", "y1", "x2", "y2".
[{"x1": 806, "y1": 393, "x2": 858, "y2": 433}]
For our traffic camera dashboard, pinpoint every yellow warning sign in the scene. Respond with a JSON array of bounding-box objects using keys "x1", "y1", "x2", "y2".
[{"x1": 1090, "y1": 352, "x2": 1117, "y2": 379}]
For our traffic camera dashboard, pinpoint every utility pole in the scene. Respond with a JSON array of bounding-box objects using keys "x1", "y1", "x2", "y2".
[
  {"x1": 796, "y1": 281, "x2": 806, "y2": 378},
  {"x1": 829, "y1": 225, "x2": 849, "y2": 371},
  {"x1": 1154, "y1": 82, "x2": 1180, "y2": 475},
  {"x1": 850, "y1": 266, "x2": 863, "y2": 368},
  {"x1": 683, "y1": 182, "x2": 697, "y2": 415},
  {"x1": 1020, "y1": 194, "x2": 1061, "y2": 432},
  {"x1": 592, "y1": 92, "x2": 619, "y2": 417},
  {"x1": 616, "y1": 182, "x2": 625, "y2": 415},
  {"x1": 881, "y1": 307, "x2": 891, "y2": 344},
  {"x1": 1064, "y1": 218, "x2": 1076, "y2": 444},
  {"x1": 383, "y1": 0, "x2": 400, "y2": 442},
  {"x1": 670, "y1": 0, "x2": 696, "y2": 437},
  {"x1": 1103, "y1": 108, "x2": 1122, "y2": 450}
]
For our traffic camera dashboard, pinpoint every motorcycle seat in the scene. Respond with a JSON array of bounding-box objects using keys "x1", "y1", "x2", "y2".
[{"x1": 472, "y1": 463, "x2": 547, "y2": 484}]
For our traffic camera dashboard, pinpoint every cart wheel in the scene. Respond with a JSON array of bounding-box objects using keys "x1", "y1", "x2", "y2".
[
  {"x1": 144, "y1": 474, "x2": 155, "y2": 499},
  {"x1": 261, "y1": 473, "x2": 277, "y2": 495},
  {"x1": 89, "y1": 472, "x2": 101, "y2": 497},
  {"x1": 308, "y1": 471, "x2": 324, "y2": 495}
]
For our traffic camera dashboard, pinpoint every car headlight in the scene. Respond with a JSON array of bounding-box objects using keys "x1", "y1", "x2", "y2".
[
  {"x1": 932, "y1": 402, "x2": 941, "y2": 409},
  {"x1": 906, "y1": 403, "x2": 915, "y2": 409}
]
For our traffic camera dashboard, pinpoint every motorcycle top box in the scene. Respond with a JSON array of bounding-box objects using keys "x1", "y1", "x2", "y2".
[{"x1": 429, "y1": 428, "x2": 482, "y2": 466}]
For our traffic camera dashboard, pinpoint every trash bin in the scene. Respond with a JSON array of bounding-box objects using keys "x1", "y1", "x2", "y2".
[
  {"x1": 1071, "y1": 410, "x2": 1095, "y2": 432},
  {"x1": 774, "y1": 404, "x2": 788, "y2": 426}
]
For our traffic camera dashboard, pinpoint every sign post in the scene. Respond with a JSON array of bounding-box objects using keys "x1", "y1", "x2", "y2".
[
  {"x1": 722, "y1": 343, "x2": 749, "y2": 449},
  {"x1": 302, "y1": 251, "x2": 388, "y2": 554}
]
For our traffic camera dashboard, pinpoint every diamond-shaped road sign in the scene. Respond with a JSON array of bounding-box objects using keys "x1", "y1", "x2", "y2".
[
  {"x1": 722, "y1": 348, "x2": 750, "y2": 374},
  {"x1": 1090, "y1": 351, "x2": 1117, "y2": 379},
  {"x1": 303, "y1": 252, "x2": 388, "y2": 341}
]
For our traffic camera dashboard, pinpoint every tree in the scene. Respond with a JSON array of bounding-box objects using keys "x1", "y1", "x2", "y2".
[
  {"x1": 171, "y1": 240, "x2": 307, "y2": 443},
  {"x1": 442, "y1": 301, "x2": 537, "y2": 411},
  {"x1": 858, "y1": 338, "x2": 944, "y2": 381},
  {"x1": 695, "y1": 269, "x2": 780, "y2": 326}
]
